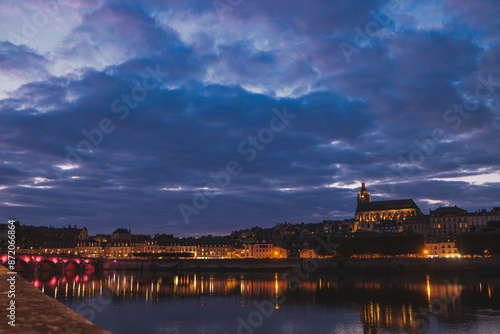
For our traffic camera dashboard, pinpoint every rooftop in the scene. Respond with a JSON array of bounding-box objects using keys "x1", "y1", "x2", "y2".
[
  {"x1": 356, "y1": 199, "x2": 420, "y2": 213},
  {"x1": 112, "y1": 228, "x2": 131, "y2": 234},
  {"x1": 431, "y1": 206, "x2": 468, "y2": 216}
]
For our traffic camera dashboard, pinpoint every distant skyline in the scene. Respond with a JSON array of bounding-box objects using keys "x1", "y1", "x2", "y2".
[{"x1": 1, "y1": 0, "x2": 499, "y2": 237}]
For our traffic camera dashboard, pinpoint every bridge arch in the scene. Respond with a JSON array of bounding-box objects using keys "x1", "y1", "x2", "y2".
[
  {"x1": 65, "y1": 260, "x2": 81, "y2": 272},
  {"x1": 15, "y1": 258, "x2": 28, "y2": 272},
  {"x1": 84, "y1": 260, "x2": 98, "y2": 271},
  {"x1": 38, "y1": 259, "x2": 57, "y2": 271}
]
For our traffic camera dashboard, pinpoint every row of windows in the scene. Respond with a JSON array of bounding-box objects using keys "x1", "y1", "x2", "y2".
[
  {"x1": 433, "y1": 223, "x2": 467, "y2": 229},
  {"x1": 433, "y1": 230, "x2": 464, "y2": 235},
  {"x1": 432, "y1": 215, "x2": 499, "y2": 223},
  {"x1": 358, "y1": 210, "x2": 416, "y2": 222},
  {"x1": 432, "y1": 217, "x2": 465, "y2": 223},
  {"x1": 429, "y1": 245, "x2": 454, "y2": 249},
  {"x1": 430, "y1": 250, "x2": 459, "y2": 255}
]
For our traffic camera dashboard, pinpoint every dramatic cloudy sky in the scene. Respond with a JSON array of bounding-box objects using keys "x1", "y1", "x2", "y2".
[{"x1": 0, "y1": 0, "x2": 499, "y2": 236}]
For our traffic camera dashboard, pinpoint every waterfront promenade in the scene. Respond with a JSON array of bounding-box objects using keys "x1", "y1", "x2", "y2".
[
  {"x1": 4, "y1": 255, "x2": 500, "y2": 273},
  {"x1": 0, "y1": 265, "x2": 109, "y2": 334}
]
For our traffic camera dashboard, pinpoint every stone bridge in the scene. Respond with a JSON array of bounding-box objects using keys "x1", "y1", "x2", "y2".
[{"x1": 0, "y1": 253, "x2": 100, "y2": 273}]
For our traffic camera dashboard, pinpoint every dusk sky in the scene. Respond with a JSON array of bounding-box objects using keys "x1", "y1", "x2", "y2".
[{"x1": 1, "y1": 0, "x2": 499, "y2": 236}]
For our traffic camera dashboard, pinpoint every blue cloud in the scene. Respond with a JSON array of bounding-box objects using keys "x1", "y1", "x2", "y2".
[{"x1": 0, "y1": 0, "x2": 499, "y2": 236}]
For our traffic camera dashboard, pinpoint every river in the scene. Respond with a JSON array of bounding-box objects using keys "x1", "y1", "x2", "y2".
[{"x1": 20, "y1": 270, "x2": 500, "y2": 334}]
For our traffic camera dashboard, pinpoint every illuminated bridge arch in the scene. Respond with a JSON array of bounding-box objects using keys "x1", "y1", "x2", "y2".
[
  {"x1": 15, "y1": 258, "x2": 29, "y2": 272},
  {"x1": 38, "y1": 259, "x2": 57, "y2": 271},
  {"x1": 65, "y1": 260, "x2": 81, "y2": 272}
]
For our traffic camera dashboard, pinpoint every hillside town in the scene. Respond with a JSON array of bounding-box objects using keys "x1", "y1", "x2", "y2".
[{"x1": 2, "y1": 183, "x2": 499, "y2": 259}]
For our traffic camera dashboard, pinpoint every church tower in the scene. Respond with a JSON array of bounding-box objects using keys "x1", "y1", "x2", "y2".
[{"x1": 357, "y1": 183, "x2": 371, "y2": 203}]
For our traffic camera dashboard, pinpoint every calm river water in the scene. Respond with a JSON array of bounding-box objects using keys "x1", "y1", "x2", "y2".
[{"x1": 21, "y1": 270, "x2": 500, "y2": 334}]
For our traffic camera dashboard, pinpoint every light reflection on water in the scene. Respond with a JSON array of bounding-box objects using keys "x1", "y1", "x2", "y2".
[{"x1": 20, "y1": 270, "x2": 500, "y2": 334}]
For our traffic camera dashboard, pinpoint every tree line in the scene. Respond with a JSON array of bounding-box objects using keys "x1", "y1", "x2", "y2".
[
  {"x1": 315, "y1": 234, "x2": 425, "y2": 257},
  {"x1": 456, "y1": 231, "x2": 500, "y2": 256}
]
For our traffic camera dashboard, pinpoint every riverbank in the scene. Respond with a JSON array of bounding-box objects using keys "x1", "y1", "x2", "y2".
[
  {"x1": 0, "y1": 265, "x2": 110, "y2": 334},
  {"x1": 101, "y1": 257, "x2": 500, "y2": 272}
]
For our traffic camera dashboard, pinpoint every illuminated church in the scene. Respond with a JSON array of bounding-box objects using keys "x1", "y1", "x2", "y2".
[{"x1": 355, "y1": 183, "x2": 422, "y2": 223}]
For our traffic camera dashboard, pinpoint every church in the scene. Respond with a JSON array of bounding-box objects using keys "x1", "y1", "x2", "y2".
[{"x1": 355, "y1": 183, "x2": 422, "y2": 227}]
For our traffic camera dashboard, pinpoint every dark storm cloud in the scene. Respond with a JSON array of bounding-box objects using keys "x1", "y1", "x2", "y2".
[{"x1": 0, "y1": 0, "x2": 499, "y2": 236}]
